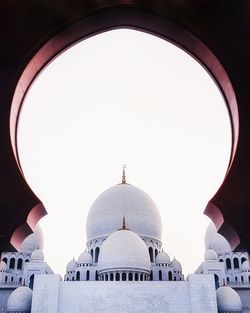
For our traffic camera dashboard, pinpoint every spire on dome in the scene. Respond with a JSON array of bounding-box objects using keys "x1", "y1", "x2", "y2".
[
  {"x1": 122, "y1": 164, "x2": 126, "y2": 184},
  {"x1": 119, "y1": 216, "x2": 128, "y2": 230},
  {"x1": 122, "y1": 216, "x2": 126, "y2": 229}
]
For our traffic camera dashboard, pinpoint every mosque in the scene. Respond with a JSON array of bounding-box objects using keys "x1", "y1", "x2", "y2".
[{"x1": 0, "y1": 168, "x2": 249, "y2": 312}]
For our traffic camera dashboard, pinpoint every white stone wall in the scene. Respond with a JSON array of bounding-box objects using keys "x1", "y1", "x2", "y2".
[{"x1": 31, "y1": 274, "x2": 217, "y2": 313}]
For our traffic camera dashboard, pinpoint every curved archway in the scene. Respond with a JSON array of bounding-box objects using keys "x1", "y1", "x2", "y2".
[{"x1": 8, "y1": 6, "x2": 238, "y2": 253}]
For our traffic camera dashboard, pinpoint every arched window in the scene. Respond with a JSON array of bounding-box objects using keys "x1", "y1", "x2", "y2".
[
  {"x1": 149, "y1": 247, "x2": 153, "y2": 263},
  {"x1": 9, "y1": 258, "x2": 15, "y2": 269},
  {"x1": 19, "y1": 277, "x2": 22, "y2": 283},
  {"x1": 25, "y1": 259, "x2": 29, "y2": 262},
  {"x1": 17, "y1": 258, "x2": 23, "y2": 270},
  {"x1": 135, "y1": 273, "x2": 139, "y2": 281},
  {"x1": 214, "y1": 274, "x2": 219, "y2": 289},
  {"x1": 2, "y1": 257, "x2": 7, "y2": 264},
  {"x1": 86, "y1": 270, "x2": 90, "y2": 281},
  {"x1": 241, "y1": 257, "x2": 247, "y2": 264},
  {"x1": 249, "y1": 275, "x2": 250, "y2": 282},
  {"x1": 150, "y1": 271, "x2": 153, "y2": 280},
  {"x1": 168, "y1": 271, "x2": 172, "y2": 281},
  {"x1": 110, "y1": 273, "x2": 114, "y2": 281},
  {"x1": 155, "y1": 249, "x2": 158, "y2": 259},
  {"x1": 11, "y1": 277, "x2": 14, "y2": 282},
  {"x1": 227, "y1": 277, "x2": 229, "y2": 283},
  {"x1": 4, "y1": 276, "x2": 7, "y2": 283},
  {"x1": 115, "y1": 273, "x2": 120, "y2": 281},
  {"x1": 226, "y1": 258, "x2": 231, "y2": 270},
  {"x1": 76, "y1": 271, "x2": 80, "y2": 281},
  {"x1": 128, "y1": 273, "x2": 133, "y2": 281},
  {"x1": 90, "y1": 249, "x2": 93, "y2": 259},
  {"x1": 105, "y1": 274, "x2": 108, "y2": 281},
  {"x1": 72, "y1": 277, "x2": 75, "y2": 281},
  {"x1": 233, "y1": 258, "x2": 239, "y2": 269},
  {"x1": 140, "y1": 273, "x2": 143, "y2": 281},
  {"x1": 122, "y1": 273, "x2": 126, "y2": 281},
  {"x1": 159, "y1": 270, "x2": 162, "y2": 281},
  {"x1": 95, "y1": 247, "x2": 100, "y2": 263},
  {"x1": 29, "y1": 274, "x2": 34, "y2": 289},
  {"x1": 241, "y1": 276, "x2": 244, "y2": 282},
  {"x1": 219, "y1": 259, "x2": 223, "y2": 262},
  {"x1": 235, "y1": 276, "x2": 238, "y2": 282}
]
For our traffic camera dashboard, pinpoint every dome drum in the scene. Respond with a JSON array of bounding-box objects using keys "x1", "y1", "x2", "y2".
[
  {"x1": 98, "y1": 270, "x2": 150, "y2": 282},
  {"x1": 98, "y1": 267, "x2": 150, "y2": 275}
]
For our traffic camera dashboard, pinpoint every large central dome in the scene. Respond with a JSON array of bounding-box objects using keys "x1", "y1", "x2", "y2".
[{"x1": 86, "y1": 183, "x2": 162, "y2": 241}]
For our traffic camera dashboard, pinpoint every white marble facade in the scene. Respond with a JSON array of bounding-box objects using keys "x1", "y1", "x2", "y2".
[{"x1": 31, "y1": 274, "x2": 217, "y2": 313}]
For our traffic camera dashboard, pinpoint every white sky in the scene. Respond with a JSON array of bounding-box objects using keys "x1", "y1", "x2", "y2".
[{"x1": 17, "y1": 29, "x2": 231, "y2": 277}]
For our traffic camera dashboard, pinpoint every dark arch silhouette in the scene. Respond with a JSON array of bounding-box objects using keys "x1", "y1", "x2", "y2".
[
  {"x1": 233, "y1": 257, "x2": 239, "y2": 269},
  {"x1": 76, "y1": 271, "x2": 80, "y2": 281},
  {"x1": 9, "y1": 258, "x2": 15, "y2": 269},
  {"x1": 29, "y1": 274, "x2": 34, "y2": 289},
  {"x1": 95, "y1": 247, "x2": 100, "y2": 263},
  {"x1": 214, "y1": 274, "x2": 219, "y2": 289},
  {"x1": 226, "y1": 258, "x2": 232, "y2": 270},
  {"x1": 17, "y1": 258, "x2": 23, "y2": 270}
]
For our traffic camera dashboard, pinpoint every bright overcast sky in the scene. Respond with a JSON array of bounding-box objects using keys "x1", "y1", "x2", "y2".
[{"x1": 17, "y1": 29, "x2": 231, "y2": 276}]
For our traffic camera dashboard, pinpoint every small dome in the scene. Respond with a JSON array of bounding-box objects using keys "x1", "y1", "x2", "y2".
[
  {"x1": 242, "y1": 260, "x2": 250, "y2": 271},
  {"x1": 7, "y1": 286, "x2": 32, "y2": 312},
  {"x1": 98, "y1": 229, "x2": 150, "y2": 272},
  {"x1": 0, "y1": 261, "x2": 7, "y2": 272},
  {"x1": 216, "y1": 286, "x2": 242, "y2": 312},
  {"x1": 31, "y1": 249, "x2": 44, "y2": 262},
  {"x1": 66, "y1": 258, "x2": 78, "y2": 272},
  {"x1": 204, "y1": 249, "x2": 218, "y2": 261},
  {"x1": 86, "y1": 184, "x2": 162, "y2": 242},
  {"x1": 19, "y1": 224, "x2": 44, "y2": 253},
  {"x1": 156, "y1": 251, "x2": 170, "y2": 264},
  {"x1": 78, "y1": 251, "x2": 92, "y2": 264},
  {"x1": 204, "y1": 223, "x2": 231, "y2": 253},
  {"x1": 170, "y1": 258, "x2": 182, "y2": 272}
]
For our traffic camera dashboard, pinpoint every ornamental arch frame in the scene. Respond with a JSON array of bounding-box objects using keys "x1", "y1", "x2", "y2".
[{"x1": 2, "y1": 4, "x2": 245, "y2": 253}]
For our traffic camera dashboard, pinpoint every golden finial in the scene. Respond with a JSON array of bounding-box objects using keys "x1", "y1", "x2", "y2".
[{"x1": 122, "y1": 164, "x2": 126, "y2": 184}]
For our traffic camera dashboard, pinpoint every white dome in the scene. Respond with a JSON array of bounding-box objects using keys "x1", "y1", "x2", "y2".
[
  {"x1": 98, "y1": 229, "x2": 150, "y2": 272},
  {"x1": 156, "y1": 251, "x2": 170, "y2": 264},
  {"x1": 86, "y1": 184, "x2": 162, "y2": 241},
  {"x1": 31, "y1": 249, "x2": 44, "y2": 262},
  {"x1": 78, "y1": 251, "x2": 92, "y2": 264},
  {"x1": 204, "y1": 223, "x2": 231, "y2": 253},
  {"x1": 19, "y1": 224, "x2": 44, "y2": 252},
  {"x1": 216, "y1": 286, "x2": 242, "y2": 312},
  {"x1": 66, "y1": 258, "x2": 78, "y2": 272},
  {"x1": 242, "y1": 260, "x2": 250, "y2": 271},
  {"x1": 7, "y1": 286, "x2": 32, "y2": 312},
  {"x1": 0, "y1": 261, "x2": 7, "y2": 272},
  {"x1": 204, "y1": 249, "x2": 218, "y2": 261},
  {"x1": 170, "y1": 258, "x2": 182, "y2": 272}
]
